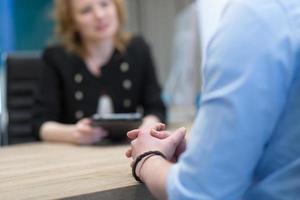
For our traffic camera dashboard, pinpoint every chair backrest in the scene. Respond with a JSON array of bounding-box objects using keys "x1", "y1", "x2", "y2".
[
  {"x1": 4, "y1": 52, "x2": 44, "y2": 144},
  {"x1": 0, "y1": 56, "x2": 4, "y2": 146}
]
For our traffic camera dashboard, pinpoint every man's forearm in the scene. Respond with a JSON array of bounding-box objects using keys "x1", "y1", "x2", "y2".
[{"x1": 139, "y1": 156, "x2": 173, "y2": 200}]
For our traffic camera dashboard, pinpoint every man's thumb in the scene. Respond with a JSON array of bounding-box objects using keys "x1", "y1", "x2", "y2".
[{"x1": 166, "y1": 127, "x2": 186, "y2": 147}]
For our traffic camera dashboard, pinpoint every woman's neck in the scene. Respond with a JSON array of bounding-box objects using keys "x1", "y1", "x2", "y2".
[
  {"x1": 83, "y1": 38, "x2": 114, "y2": 76},
  {"x1": 85, "y1": 38, "x2": 114, "y2": 59}
]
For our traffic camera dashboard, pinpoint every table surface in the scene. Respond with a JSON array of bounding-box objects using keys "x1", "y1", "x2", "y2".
[{"x1": 0, "y1": 122, "x2": 192, "y2": 200}]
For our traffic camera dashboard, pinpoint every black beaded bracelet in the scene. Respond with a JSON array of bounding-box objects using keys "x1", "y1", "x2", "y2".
[{"x1": 132, "y1": 151, "x2": 166, "y2": 183}]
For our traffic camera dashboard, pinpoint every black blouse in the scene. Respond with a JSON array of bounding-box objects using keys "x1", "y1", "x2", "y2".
[{"x1": 34, "y1": 36, "x2": 166, "y2": 136}]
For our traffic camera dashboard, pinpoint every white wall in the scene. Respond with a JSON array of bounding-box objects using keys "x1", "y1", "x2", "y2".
[
  {"x1": 126, "y1": 0, "x2": 184, "y2": 85},
  {"x1": 124, "y1": 0, "x2": 140, "y2": 33},
  {"x1": 127, "y1": 0, "x2": 231, "y2": 84}
]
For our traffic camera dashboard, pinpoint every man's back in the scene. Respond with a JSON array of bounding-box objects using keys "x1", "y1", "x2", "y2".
[
  {"x1": 242, "y1": 0, "x2": 300, "y2": 198},
  {"x1": 245, "y1": 1, "x2": 300, "y2": 198},
  {"x1": 167, "y1": 0, "x2": 300, "y2": 199}
]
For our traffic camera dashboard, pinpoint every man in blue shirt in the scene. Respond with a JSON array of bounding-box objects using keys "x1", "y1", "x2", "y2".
[{"x1": 126, "y1": 0, "x2": 300, "y2": 199}]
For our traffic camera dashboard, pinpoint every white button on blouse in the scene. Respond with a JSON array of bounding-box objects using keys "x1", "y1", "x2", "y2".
[
  {"x1": 75, "y1": 110, "x2": 84, "y2": 119},
  {"x1": 120, "y1": 62, "x2": 129, "y2": 72},
  {"x1": 123, "y1": 99, "x2": 132, "y2": 108},
  {"x1": 75, "y1": 91, "x2": 84, "y2": 101},
  {"x1": 123, "y1": 79, "x2": 132, "y2": 90},
  {"x1": 74, "y1": 73, "x2": 83, "y2": 83}
]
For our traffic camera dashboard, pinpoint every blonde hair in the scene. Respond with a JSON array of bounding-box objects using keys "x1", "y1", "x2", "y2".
[{"x1": 53, "y1": 0, "x2": 131, "y2": 55}]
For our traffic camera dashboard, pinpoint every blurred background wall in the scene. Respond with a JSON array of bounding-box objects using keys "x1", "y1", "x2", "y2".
[
  {"x1": 0, "y1": 0, "x2": 231, "y2": 82},
  {"x1": 0, "y1": 0, "x2": 197, "y2": 84},
  {"x1": 14, "y1": 1, "x2": 53, "y2": 50},
  {"x1": 0, "y1": 0, "x2": 229, "y2": 137},
  {"x1": 1, "y1": 0, "x2": 202, "y2": 131},
  {"x1": 0, "y1": 0, "x2": 53, "y2": 51}
]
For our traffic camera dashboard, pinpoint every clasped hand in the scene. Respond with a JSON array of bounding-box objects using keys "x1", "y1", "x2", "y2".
[{"x1": 125, "y1": 123, "x2": 187, "y2": 165}]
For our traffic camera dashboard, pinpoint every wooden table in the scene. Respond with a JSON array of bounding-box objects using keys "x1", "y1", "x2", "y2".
[
  {"x1": 0, "y1": 123, "x2": 192, "y2": 200},
  {"x1": 0, "y1": 142, "x2": 154, "y2": 200}
]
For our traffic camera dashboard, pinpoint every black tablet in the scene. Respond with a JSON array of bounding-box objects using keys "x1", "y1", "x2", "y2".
[{"x1": 91, "y1": 113, "x2": 142, "y2": 140}]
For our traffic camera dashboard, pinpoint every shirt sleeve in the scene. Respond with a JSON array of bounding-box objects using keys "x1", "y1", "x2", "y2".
[
  {"x1": 33, "y1": 48, "x2": 63, "y2": 139},
  {"x1": 167, "y1": 1, "x2": 294, "y2": 199}
]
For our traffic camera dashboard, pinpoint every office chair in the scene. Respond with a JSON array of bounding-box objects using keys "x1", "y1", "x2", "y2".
[
  {"x1": 2, "y1": 52, "x2": 44, "y2": 145},
  {"x1": 0, "y1": 55, "x2": 5, "y2": 146}
]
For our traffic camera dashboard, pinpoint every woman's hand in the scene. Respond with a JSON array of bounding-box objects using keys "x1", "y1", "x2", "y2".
[
  {"x1": 72, "y1": 118, "x2": 108, "y2": 145},
  {"x1": 138, "y1": 115, "x2": 161, "y2": 134}
]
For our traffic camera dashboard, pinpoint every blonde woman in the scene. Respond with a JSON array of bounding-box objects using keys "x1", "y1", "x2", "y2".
[{"x1": 34, "y1": 0, "x2": 166, "y2": 145}]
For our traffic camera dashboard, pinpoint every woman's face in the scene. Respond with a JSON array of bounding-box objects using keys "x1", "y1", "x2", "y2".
[{"x1": 71, "y1": 0, "x2": 119, "y2": 43}]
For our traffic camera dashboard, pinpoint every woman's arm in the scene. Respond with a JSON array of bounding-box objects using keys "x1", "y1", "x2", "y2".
[
  {"x1": 138, "y1": 37, "x2": 167, "y2": 123},
  {"x1": 139, "y1": 115, "x2": 160, "y2": 132},
  {"x1": 40, "y1": 121, "x2": 76, "y2": 143},
  {"x1": 35, "y1": 47, "x2": 106, "y2": 145},
  {"x1": 40, "y1": 118, "x2": 108, "y2": 145},
  {"x1": 33, "y1": 47, "x2": 63, "y2": 140}
]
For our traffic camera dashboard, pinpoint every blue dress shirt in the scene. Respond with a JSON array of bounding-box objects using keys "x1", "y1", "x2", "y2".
[{"x1": 167, "y1": 0, "x2": 300, "y2": 199}]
